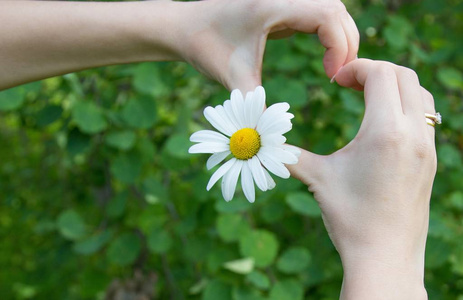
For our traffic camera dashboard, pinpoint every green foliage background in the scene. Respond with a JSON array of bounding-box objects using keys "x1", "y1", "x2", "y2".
[{"x1": 1, "y1": 0, "x2": 462, "y2": 299}]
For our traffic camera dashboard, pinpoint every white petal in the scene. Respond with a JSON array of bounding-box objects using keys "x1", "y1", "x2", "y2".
[
  {"x1": 256, "y1": 102, "x2": 290, "y2": 133},
  {"x1": 231, "y1": 89, "x2": 246, "y2": 128},
  {"x1": 221, "y1": 160, "x2": 243, "y2": 201},
  {"x1": 259, "y1": 120, "x2": 292, "y2": 136},
  {"x1": 249, "y1": 86, "x2": 266, "y2": 129},
  {"x1": 260, "y1": 134, "x2": 286, "y2": 147},
  {"x1": 189, "y1": 142, "x2": 230, "y2": 154},
  {"x1": 262, "y1": 168, "x2": 276, "y2": 190},
  {"x1": 280, "y1": 145, "x2": 301, "y2": 158},
  {"x1": 260, "y1": 146, "x2": 298, "y2": 165},
  {"x1": 204, "y1": 106, "x2": 234, "y2": 136},
  {"x1": 223, "y1": 100, "x2": 241, "y2": 130},
  {"x1": 241, "y1": 161, "x2": 255, "y2": 203},
  {"x1": 249, "y1": 156, "x2": 268, "y2": 191},
  {"x1": 190, "y1": 130, "x2": 229, "y2": 144},
  {"x1": 216, "y1": 105, "x2": 239, "y2": 133},
  {"x1": 206, "y1": 151, "x2": 231, "y2": 170},
  {"x1": 243, "y1": 91, "x2": 254, "y2": 128},
  {"x1": 207, "y1": 158, "x2": 236, "y2": 190},
  {"x1": 257, "y1": 150, "x2": 290, "y2": 179}
]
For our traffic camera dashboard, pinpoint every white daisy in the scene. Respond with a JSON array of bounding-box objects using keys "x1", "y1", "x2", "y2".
[{"x1": 189, "y1": 86, "x2": 300, "y2": 203}]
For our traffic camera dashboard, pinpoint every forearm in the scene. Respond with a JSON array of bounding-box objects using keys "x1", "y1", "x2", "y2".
[{"x1": 0, "y1": 0, "x2": 190, "y2": 90}]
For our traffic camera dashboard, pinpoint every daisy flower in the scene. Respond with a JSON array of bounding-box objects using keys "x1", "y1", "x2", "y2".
[{"x1": 189, "y1": 86, "x2": 300, "y2": 203}]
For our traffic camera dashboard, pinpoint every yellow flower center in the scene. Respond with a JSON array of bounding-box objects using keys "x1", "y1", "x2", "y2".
[{"x1": 229, "y1": 128, "x2": 261, "y2": 160}]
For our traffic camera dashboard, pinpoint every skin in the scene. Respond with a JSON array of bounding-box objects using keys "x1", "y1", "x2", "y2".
[
  {"x1": 1, "y1": 0, "x2": 436, "y2": 298},
  {"x1": 289, "y1": 59, "x2": 436, "y2": 299},
  {"x1": 0, "y1": 0, "x2": 359, "y2": 92}
]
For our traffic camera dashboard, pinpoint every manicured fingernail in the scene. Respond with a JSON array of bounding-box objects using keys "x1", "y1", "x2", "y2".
[
  {"x1": 330, "y1": 65, "x2": 345, "y2": 84},
  {"x1": 330, "y1": 74, "x2": 336, "y2": 83}
]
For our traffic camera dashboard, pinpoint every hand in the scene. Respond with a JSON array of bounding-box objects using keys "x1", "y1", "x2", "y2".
[
  {"x1": 289, "y1": 59, "x2": 436, "y2": 299},
  {"x1": 179, "y1": 0, "x2": 359, "y2": 92}
]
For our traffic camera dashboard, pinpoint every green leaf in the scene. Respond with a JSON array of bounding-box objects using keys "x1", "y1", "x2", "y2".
[
  {"x1": 202, "y1": 280, "x2": 232, "y2": 300},
  {"x1": 142, "y1": 176, "x2": 168, "y2": 203},
  {"x1": 56, "y1": 209, "x2": 86, "y2": 241},
  {"x1": 110, "y1": 152, "x2": 142, "y2": 184},
  {"x1": 437, "y1": 144, "x2": 462, "y2": 168},
  {"x1": 232, "y1": 286, "x2": 266, "y2": 300},
  {"x1": 164, "y1": 134, "x2": 191, "y2": 159},
  {"x1": 190, "y1": 279, "x2": 208, "y2": 295},
  {"x1": 0, "y1": 86, "x2": 25, "y2": 111},
  {"x1": 106, "y1": 193, "x2": 127, "y2": 219},
  {"x1": 223, "y1": 257, "x2": 254, "y2": 274},
  {"x1": 450, "y1": 246, "x2": 463, "y2": 276},
  {"x1": 246, "y1": 270, "x2": 270, "y2": 290},
  {"x1": 286, "y1": 192, "x2": 321, "y2": 217},
  {"x1": 437, "y1": 67, "x2": 463, "y2": 91},
  {"x1": 260, "y1": 201, "x2": 286, "y2": 223},
  {"x1": 122, "y1": 96, "x2": 157, "y2": 129},
  {"x1": 266, "y1": 77, "x2": 307, "y2": 108},
  {"x1": 71, "y1": 101, "x2": 107, "y2": 134},
  {"x1": 207, "y1": 246, "x2": 236, "y2": 273},
  {"x1": 73, "y1": 230, "x2": 113, "y2": 255},
  {"x1": 269, "y1": 279, "x2": 304, "y2": 300},
  {"x1": 383, "y1": 16, "x2": 413, "y2": 50},
  {"x1": 132, "y1": 62, "x2": 168, "y2": 97},
  {"x1": 36, "y1": 105, "x2": 63, "y2": 127},
  {"x1": 215, "y1": 197, "x2": 253, "y2": 213},
  {"x1": 147, "y1": 229, "x2": 172, "y2": 254},
  {"x1": 106, "y1": 232, "x2": 141, "y2": 266},
  {"x1": 105, "y1": 130, "x2": 136, "y2": 151},
  {"x1": 216, "y1": 214, "x2": 250, "y2": 242},
  {"x1": 340, "y1": 89, "x2": 364, "y2": 115},
  {"x1": 277, "y1": 247, "x2": 311, "y2": 274},
  {"x1": 239, "y1": 230, "x2": 279, "y2": 268},
  {"x1": 425, "y1": 236, "x2": 451, "y2": 269},
  {"x1": 448, "y1": 191, "x2": 463, "y2": 210},
  {"x1": 66, "y1": 128, "x2": 91, "y2": 156}
]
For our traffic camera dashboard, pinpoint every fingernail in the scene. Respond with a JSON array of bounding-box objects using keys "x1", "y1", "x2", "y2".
[
  {"x1": 330, "y1": 74, "x2": 336, "y2": 83},
  {"x1": 330, "y1": 65, "x2": 345, "y2": 84}
]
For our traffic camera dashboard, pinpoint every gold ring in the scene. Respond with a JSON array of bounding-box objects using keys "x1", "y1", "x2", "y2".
[
  {"x1": 426, "y1": 118, "x2": 435, "y2": 127},
  {"x1": 425, "y1": 112, "x2": 442, "y2": 125}
]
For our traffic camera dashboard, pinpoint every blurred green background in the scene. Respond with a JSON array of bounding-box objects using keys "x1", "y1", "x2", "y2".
[{"x1": 1, "y1": 0, "x2": 462, "y2": 299}]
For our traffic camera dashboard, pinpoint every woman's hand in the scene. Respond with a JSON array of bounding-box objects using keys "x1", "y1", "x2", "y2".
[
  {"x1": 0, "y1": 0, "x2": 358, "y2": 92},
  {"x1": 289, "y1": 59, "x2": 436, "y2": 299},
  {"x1": 180, "y1": 0, "x2": 359, "y2": 92}
]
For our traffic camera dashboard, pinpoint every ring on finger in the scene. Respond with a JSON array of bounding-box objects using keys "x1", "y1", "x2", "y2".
[{"x1": 425, "y1": 112, "x2": 442, "y2": 127}]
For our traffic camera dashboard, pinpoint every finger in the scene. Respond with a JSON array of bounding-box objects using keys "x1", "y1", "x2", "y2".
[
  {"x1": 421, "y1": 88, "x2": 435, "y2": 115},
  {"x1": 227, "y1": 52, "x2": 263, "y2": 93},
  {"x1": 286, "y1": 146, "x2": 326, "y2": 187},
  {"x1": 340, "y1": 12, "x2": 360, "y2": 65},
  {"x1": 421, "y1": 87, "x2": 436, "y2": 134},
  {"x1": 318, "y1": 20, "x2": 350, "y2": 78},
  {"x1": 335, "y1": 59, "x2": 403, "y2": 117},
  {"x1": 395, "y1": 66, "x2": 425, "y2": 117},
  {"x1": 229, "y1": 74, "x2": 261, "y2": 95}
]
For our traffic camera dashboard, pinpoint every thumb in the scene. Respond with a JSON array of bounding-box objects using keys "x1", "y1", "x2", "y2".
[
  {"x1": 228, "y1": 70, "x2": 262, "y2": 95},
  {"x1": 286, "y1": 146, "x2": 327, "y2": 188}
]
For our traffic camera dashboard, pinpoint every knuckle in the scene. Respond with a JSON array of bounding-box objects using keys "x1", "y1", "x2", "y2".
[
  {"x1": 422, "y1": 88, "x2": 435, "y2": 106},
  {"x1": 320, "y1": 0, "x2": 347, "y2": 17},
  {"x1": 373, "y1": 63, "x2": 397, "y2": 81},
  {"x1": 374, "y1": 123, "x2": 408, "y2": 150},
  {"x1": 413, "y1": 139, "x2": 434, "y2": 160},
  {"x1": 398, "y1": 66, "x2": 419, "y2": 82}
]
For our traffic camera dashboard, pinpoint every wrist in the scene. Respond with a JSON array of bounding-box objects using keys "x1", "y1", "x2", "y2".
[
  {"x1": 128, "y1": 1, "x2": 188, "y2": 62},
  {"x1": 340, "y1": 248, "x2": 427, "y2": 300}
]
